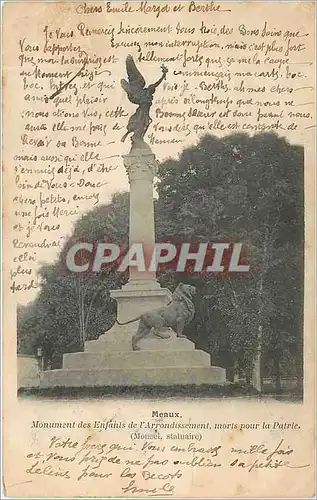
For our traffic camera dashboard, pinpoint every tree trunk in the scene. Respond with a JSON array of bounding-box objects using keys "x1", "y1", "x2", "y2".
[
  {"x1": 80, "y1": 290, "x2": 86, "y2": 347},
  {"x1": 76, "y1": 278, "x2": 85, "y2": 349}
]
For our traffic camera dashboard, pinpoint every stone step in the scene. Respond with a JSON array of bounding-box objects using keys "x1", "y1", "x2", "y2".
[
  {"x1": 40, "y1": 366, "x2": 226, "y2": 388},
  {"x1": 63, "y1": 349, "x2": 211, "y2": 370},
  {"x1": 85, "y1": 335, "x2": 195, "y2": 353}
]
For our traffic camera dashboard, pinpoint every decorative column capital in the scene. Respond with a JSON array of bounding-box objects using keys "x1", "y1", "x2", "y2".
[{"x1": 123, "y1": 151, "x2": 159, "y2": 183}]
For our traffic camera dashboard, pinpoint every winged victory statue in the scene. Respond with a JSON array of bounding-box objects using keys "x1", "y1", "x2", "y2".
[{"x1": 121, "y1": 55, "x2": 168, "y2": 147}]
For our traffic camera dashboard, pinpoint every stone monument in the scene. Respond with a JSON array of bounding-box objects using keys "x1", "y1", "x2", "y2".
[
  {"x1": 96, "y1": 142, "x2": 172, "y2": 351},
  {"x1": 40, "y1": 56, "x2": 226, "y2": 389}
]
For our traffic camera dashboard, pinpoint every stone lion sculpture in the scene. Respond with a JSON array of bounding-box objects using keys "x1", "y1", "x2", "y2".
[{"x1": 117, "y1": 283, "x2": 196, "y2": 351}]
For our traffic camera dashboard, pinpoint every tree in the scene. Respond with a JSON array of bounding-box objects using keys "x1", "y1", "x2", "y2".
[
  {"x1": 18, "y1": 303, "x2": 41, "y2": 355},
  {"x1": 18, "y1": 133, "x2": 304, "y2": 393}
]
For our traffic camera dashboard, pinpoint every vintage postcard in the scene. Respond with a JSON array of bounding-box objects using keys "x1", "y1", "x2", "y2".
[{"x1": 2, "y1": 1, "x2": 316, "y2": 498}]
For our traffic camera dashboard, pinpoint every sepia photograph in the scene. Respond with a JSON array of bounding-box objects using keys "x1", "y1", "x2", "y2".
[{"x1": 2, "y1": 1, "x2": 315, "y2": 498}]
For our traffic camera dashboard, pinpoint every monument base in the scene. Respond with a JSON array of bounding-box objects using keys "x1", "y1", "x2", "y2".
[{"x1": 40, "y1": 332, "x2": 226, "y2": 389}]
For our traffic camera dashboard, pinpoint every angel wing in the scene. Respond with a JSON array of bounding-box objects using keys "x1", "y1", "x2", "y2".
[{"x1": 121, "y1": 55, "x2": 146, "y2": 103}]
